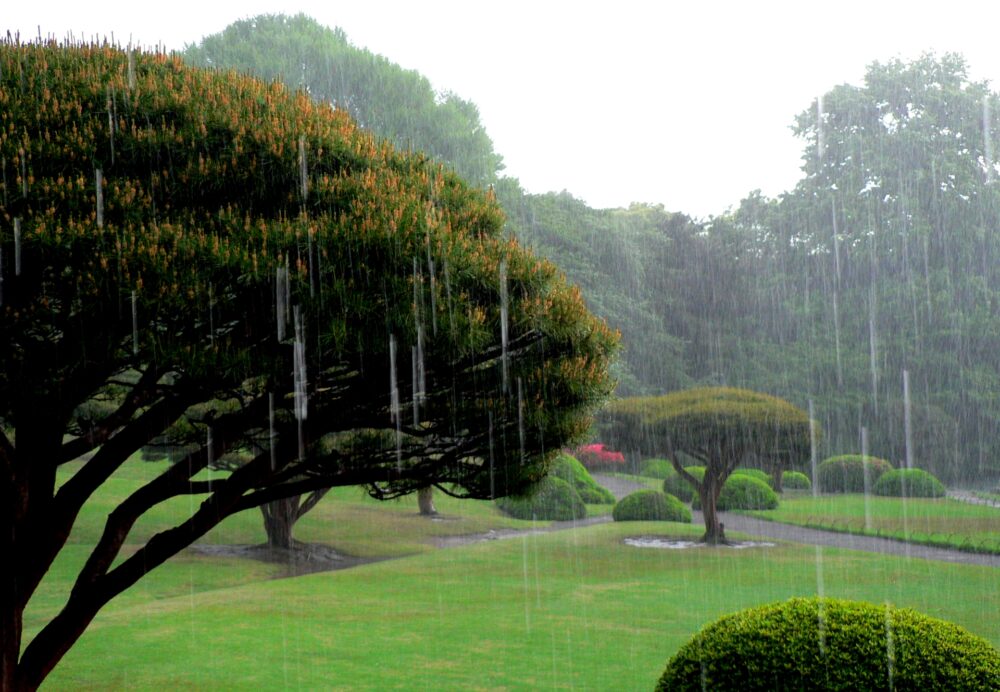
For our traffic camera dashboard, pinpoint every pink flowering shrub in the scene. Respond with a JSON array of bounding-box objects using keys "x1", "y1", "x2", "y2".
[{"x1": 571, "y1": 443, "x2": 626, "y2": 471}]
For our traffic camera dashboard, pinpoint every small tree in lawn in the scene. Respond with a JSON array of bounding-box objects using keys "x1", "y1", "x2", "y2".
[{"x1": 600, "y1": 388, "x2": 812, "y2": 543}]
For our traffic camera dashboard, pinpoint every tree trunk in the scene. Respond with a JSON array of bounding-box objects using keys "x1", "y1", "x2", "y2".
[
  {"x1": 417, "y1": 486, "x2": 437, "y2": 516},
  {"x1": 699, "y1": 479, "x2": 726, "y2": 544},
  {"x1": 261, "y1": 496, "x2": 300, "y2": 549},
  {"x1": 771, "y1": 469, "x2": 783, "y2": 493}
]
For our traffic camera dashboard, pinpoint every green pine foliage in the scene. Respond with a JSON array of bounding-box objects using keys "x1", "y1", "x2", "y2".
[
  {"x1": 818, "y1": 456, "x2": 894, "y2": 494},
  {"x1": 657, "y1": 597, "x2": 1000, "y2": 690},
  {"x1": 550, "y1": 454, "x2": 615, "y2": 504},
  {"x1": 495, "y1": 476, "x2": 586, "y2": 521},
  {"x1": 612, "y1": 490, "x2": 691, "y2": 523},
  {"x1": 874, "y1": 468, "x2": 947, "y2": 498}
]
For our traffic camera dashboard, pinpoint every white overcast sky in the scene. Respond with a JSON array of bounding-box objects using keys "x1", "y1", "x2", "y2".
[{"x1": 6, "y1": 2, "x2": 1000, "y2": 218}]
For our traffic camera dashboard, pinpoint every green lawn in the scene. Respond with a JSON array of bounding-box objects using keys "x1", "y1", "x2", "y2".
[
  {"x1": 745, "y1": 493, "x2": 1000, "y2": 553},
  {"x1": 25, "y1": 461, "x2": 1000, "y2": 690},
  {"x1": 39, "y1": 521, "x2": 1000, "y2": 690}
]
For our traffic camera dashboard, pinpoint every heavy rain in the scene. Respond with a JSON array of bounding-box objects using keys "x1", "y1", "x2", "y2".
[{"x1": 2, "y1": 3, "x2": 1000, "y2": 690}]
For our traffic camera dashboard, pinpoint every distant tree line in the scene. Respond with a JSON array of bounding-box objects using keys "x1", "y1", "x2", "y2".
[{"x1": 187, "y1": 17, "x2": 1000, "y2": 483}]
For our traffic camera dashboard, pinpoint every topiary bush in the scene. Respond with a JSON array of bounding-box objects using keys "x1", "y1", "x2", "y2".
[
  {"x1": 612, "y1": 490, "x2": 691, "y2": 523},
  {"x1": 495, "y1": 476, "x2": 586, "y2": 521},
  {"x1": 691, "y1": 475, "x2": 779, "y2": 511},
  {"x1": 663, "y1": 466, "x2": 705, "y2": 502},
  {"x1": 731, "y1": 467, "x2": 773, "y2": 487},
  {"x1": 657, "y1": 597, "x2": 1000, "y2": 691},
  {"x1": 818, "y1": 454, "x2": 893, "y2": 493},
  {"x1": 640, "y1": 458, "x2": 675, "y2": 479},
  {"x1": 874, "y1": 468, "x2": 947, "y2": 498},
  {"x1": 781, "y1": 470, "x2": 812, "y2": 491},
  {"x1": 550, "y1": 454, "x2": 615, "y2": 504}
]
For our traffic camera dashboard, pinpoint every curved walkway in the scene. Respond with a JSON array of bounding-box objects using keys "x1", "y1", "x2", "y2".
[{"x1": 591, "y1": 473, "x2": 1000, "y2": 568}]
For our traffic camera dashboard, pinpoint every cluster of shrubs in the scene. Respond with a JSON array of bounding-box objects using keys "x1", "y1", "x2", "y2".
[
  {"x1": 817, "y1": 454, "x2": 894, "y2": 493},
  {"x1": 657, "y1": 597, "x2": 1000, "y2": 690},
  {"x1": 612, "y1": 490, "x2": 691, "y2": 523},
  {"x1": 495, "y1": 453, "x2": 615, "y2": 520},
  {"x1": 818, "y1": 455, "x2": 947, "y2": 497}
]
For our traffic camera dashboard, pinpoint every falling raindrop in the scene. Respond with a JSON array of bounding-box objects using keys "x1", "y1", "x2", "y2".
[
  {"x1": 816, "y1": 94, "x2": 825, "y2": 161},
  {"x1": 861, "y1": 426, "x2": 872, "y2": 531},
  {"x1": 14, "y1": 218, "x2": 21, "y2": 276},
  {"x1": 426, "y1": 235, "x2": 437, "y2": 336},
  {"x1": 985, "y1": 94, "x2": 994, "y2": 183},
  {"x1": 884, "y1": 603, "x2": 895, "y2": 688},
  {"x1": 499, "y1": 259, "x2": 509, "y2": 391},
  {"x1": 276, "y1": 265, "x2": 289, "y2": 341},
  {"x1": 131, "y1": 290, "x2": 139, "y2": 355},
  {"x1": 19, "y1": 149, "x2": 27, "y2": 198},
  {"x1": 814, "y1": 545, "x2": 827, "y2": 657},
  {"x1": 95, "y1": 169, "x2": 104, "y2": 229},
  {"x1": 517, "y1": 376, "x2": 526, "y2": 465},
  {"x1": 902, "y1": 369, "x2": 914, "y2": 470},
  {"x1": 830, "y1": 199, "x2": 843, "y2": 388},
  {"x1": 106, "y1": 87, "x2": 116, "y2": 167},
  {"x1": 389, "y1": 333, "x2": 402, "y2": 468},
  {"x1": 808, "y1": 399, "x2": 818, "y2": 497},
  {"x1": 868, "y1": 287, "x2": 878, "y2": 414},
  {"x1": 0, "y1": 248, "x2": 4, "y2": 307},
  {"x1": 293, "y1": 306, "x2": 307, "y2": 461},
  {"x1": 127, "y1": 47, "x2": 136, "y2": 91},
  {"x1": 488, "y1": 410, "x2": 495, "y2": 499},
  {"x1": 298, "y1": 135, "x2": 308, "y2": 205}
]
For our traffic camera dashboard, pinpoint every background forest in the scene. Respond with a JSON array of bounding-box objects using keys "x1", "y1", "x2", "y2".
[{"x1": 186, "y1": 13, "x2": 1000, "y2": 484}]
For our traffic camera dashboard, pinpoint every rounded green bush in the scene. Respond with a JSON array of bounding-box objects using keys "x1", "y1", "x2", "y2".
[
  {"x1": 640, "y1": 458, "x2": 675, "y2": 479},
  {"x1": 731, "y1": 468, "x2": 773, "y2": 486},
  {"x1": 612, "y1": 490, "x2": 691, "y2": 523},
  {"x1": 818, "y1": 454, "x2": 893, "y2": 493},
  {"x1": 657, "y1": 597, "x2": 1000, "y2": 691},
  {"x1": 550, "y1": 454, "x2": 615, "y2": 504},
  {"x1": 874, "y1": 468, "x2": 946, "y2": 498},
  {"x1": 692, "y1": 475, "x2": 779, "y2": 511},
  {"x1": 663, "y1": 466, "x2": 705, "y2": 502},
  {"x1": 781, "y1": 470, "x2": 812, "y2": 491},
  {"x1": 495, "y1": 476, "x2": 585, "y2": 521}
]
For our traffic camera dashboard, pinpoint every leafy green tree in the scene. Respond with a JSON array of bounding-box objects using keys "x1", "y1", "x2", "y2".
[
  {"x1": 600, "y1": 388, "x2": 812, "y2": 543},
  {"x1": 0, "y1": 42, "x2": 615, "y2": 689},
  {"x1": 183, "y1": 13, "x2": 504, "y2": 188}
]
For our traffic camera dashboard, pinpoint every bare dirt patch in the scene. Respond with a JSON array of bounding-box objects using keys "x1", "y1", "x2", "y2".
[{"x1": 187, "y1": 542, "x2": 389, "y2": 578}]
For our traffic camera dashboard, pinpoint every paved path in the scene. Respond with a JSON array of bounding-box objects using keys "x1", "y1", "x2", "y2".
[{"x1": 591, "y1": 473, "x2": 1000, "y2": 568}]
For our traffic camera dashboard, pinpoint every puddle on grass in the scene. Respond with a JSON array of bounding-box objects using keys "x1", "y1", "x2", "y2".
[{"x1": 624, "y1": 537, "x2": 776, "y2": 550}]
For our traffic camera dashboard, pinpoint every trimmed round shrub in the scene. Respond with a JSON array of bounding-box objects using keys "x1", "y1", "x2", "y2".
[
  {"x1": 550, "y1": 454, "x2": 615, "y2": 504},
  {"x1": 640, "y1": 458, "x2": 675, "y2": 479},
  {"x1": 657, "y1": 597, "x2": 1000, "y2": 690},
  {"x1": 663, "y1": 466, "x2": 705, "y2": 502},
  {"x1": 692, "y1": 475, "x2": 779, "y2": 511},
  {"x1": 781, "y1": 470, "x2": 812, "y2": 491},
  {"x1": 612, "y1": 490, "x2": 691, "y2": 523},
  {"x1": 731, "y1": 467, "x2": 773, "y2": 486},
  {"x1": 874, "y1": 468, "x2": 947, "y2": 498},
  {"x1": 818, "y1": 454, "x2": 893, "y2": 493},
  {"x1": 495, "y1": 477, "x2": 585, "y2": 521}
]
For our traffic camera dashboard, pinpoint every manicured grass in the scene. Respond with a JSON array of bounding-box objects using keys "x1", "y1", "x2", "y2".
[
  {"x1": 746, "y1": 493, "x2": 1000, "y2": 553},
  {"x1": 40, "y1": 522, "x2": 1000, "y2": 690}
]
